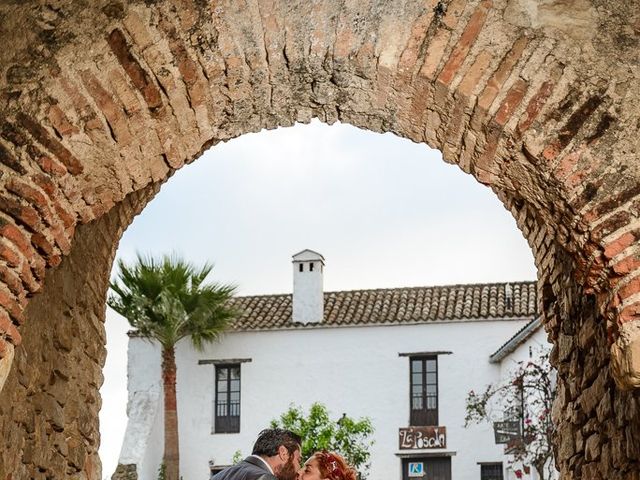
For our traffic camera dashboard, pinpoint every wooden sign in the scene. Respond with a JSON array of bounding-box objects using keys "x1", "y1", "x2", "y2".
[
  {"x1": 493, "y1": 420, "x2": 521, "y2": 444},
  {"x1": 399, "y1": 426, "x2": 447, "y2": 449}
]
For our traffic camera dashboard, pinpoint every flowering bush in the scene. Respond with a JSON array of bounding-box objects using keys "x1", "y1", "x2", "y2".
[{"x1": 464, "y1": 350, "x2": 556, "y2": 479}]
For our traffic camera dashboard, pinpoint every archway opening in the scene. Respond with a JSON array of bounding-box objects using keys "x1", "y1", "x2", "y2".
[
  {"x1": 0, "y1": 1, "x2": 638, "y2": 479},
  {"x1": 101, "y1": 121, "x2": 538, "y2": 479}
]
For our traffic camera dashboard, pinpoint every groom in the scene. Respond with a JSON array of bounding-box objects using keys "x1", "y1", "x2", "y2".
[{"x1": 211, "y1": 428, "x2": 302, "y2": 480}]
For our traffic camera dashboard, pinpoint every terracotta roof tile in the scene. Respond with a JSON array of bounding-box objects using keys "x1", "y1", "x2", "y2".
[{"x1": 228, "y1": 281, "x2": 538, "y2": 331}]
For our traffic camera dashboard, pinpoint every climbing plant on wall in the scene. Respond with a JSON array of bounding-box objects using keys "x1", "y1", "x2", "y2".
[{"x1": 465, "y1": 351, "x2": 556, "y2": 479}]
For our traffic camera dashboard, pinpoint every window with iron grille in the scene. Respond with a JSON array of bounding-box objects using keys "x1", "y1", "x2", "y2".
[
  {"x1": 410, "y1": 356, "x2": 438, "y2": 426},
  {"x1": 215, "y1": 364, "x2": 241, "y2": 433},
  {"x1": 480, "y1": 463, "x2": 504, "y2": 480}
]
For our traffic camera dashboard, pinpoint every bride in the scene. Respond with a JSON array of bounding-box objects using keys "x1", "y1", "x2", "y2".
[{"x1": 296, "y1": 451, "x2": 357, "y2": 480}]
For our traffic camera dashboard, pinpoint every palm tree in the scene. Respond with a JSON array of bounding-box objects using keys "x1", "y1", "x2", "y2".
[{"x1": 108, "y1": 254, "x2": 237, "y2": 480}]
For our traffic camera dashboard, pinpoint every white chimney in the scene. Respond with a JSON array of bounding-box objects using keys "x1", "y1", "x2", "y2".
[{"x1": 292, "y1": 249, "x2": 325, "y2": 324}]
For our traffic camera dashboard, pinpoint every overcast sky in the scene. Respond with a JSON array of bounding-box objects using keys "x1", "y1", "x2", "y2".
[{"x1": 99, "y1": 120, "x2": 537, "y2": 478}]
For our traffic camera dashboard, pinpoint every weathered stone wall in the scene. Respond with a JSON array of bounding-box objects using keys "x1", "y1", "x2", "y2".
[
  {"x1": 0, "y1": 1, "x2": 638, "y2": 479},
  {"x1": 111, "y1": 464, "x2": 137, "y2": 480},
  {"x1": 549, "y1": 250, "x2": 640, "y2": 480},
  {"x1": 498, "y1": 189, "x2": 640, "y2": 478},
  {"x1": 0, "y1": 184, "x2": 157, "y2": 479}
]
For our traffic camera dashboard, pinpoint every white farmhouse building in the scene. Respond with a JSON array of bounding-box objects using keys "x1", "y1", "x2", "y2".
[{"x1": 114, "y1": 250, "x2": 552, "y2": 480}]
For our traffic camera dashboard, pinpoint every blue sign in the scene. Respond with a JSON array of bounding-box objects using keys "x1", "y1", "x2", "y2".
[{"x1": 408, "y1": 462, "x2": 424, "y2": 477}]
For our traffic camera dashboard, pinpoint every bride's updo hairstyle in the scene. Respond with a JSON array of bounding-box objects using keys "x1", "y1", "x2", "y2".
[{"x1": 314, "y1": 451, "x2": 357, "y2": 480}]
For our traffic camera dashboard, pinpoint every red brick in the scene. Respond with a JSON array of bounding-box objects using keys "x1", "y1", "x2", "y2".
[
  {"x1": 35, "y1": 153, "x2": 69, "y2": 177},
  {"x1": 619, "y1": 302, "x2": 640, "y2": 324},
  {"x1": 437, "y1": 0, "x2": 492, "y2": 86},
  {"x1": 479, "y1": 35, "x2": 529, "y2": 110},
  {"x1": 30, "y1": 172, "x2": 57, "y2": 197},
  {"x1": 543, "y1": 95, "x2": 605, "y2": 162},
  {"x1": 397, "y1": 7, "x2": 437, "y2": 73},
  {"x1": 584, "y1": 183, "x2": 640, "y2": 222},
  {"x1": 457, "y1": 51, "x2": 493, "y2": 97},
  {"x1": 6, "y1": 323, "x2": 21, "y2": 345},
  {"x1": 7, "y1": 178, "x2": 48, "y2": 211},
  {"x1": 107, "y1": 28, "x2": 163, "y2": 111},
  {"x1": 0, "y1": 310, "x2": 21, "y2": 346},
  {"x1": 0, "y1": 220, "x2": 45, "y2": 284},
  {"x1": 0, "y1": 222, "x2": 32, "y2": 258},
  {"x1": 0, "y1": 141, "x2": 27, "y2": 174},
  {"x1": 58, "y1": 76, "x2": 105, "y2": 142},
  {"x1": 47, "y1": 199, "x2": 75, "y2": 229},
  {"x1": 173, "y1": 47, "x2": 208, "y2": 108},
  {"x1": 91, "y1": 200, "x2": 113, "y2": 219},
  {"x1": 604, "y1": 232, "x2": 637, "y2": 259},
  {"x1": 30, "y1": 173, "x2": 76, "y2": 228},
  {"x1": 559, "y1": 95, "x2": 604, "y2": 144},
  {"x1": 0, "y1": 194, "x2": 42, "y2": 232},
  {"x1": 592, "y1": 211, "x2": 631, "y2": 242},
  {"x1": 107, "y1": 67, "x2": 146, "y2": 117},
  {"x1": 565, "y1": 169, "x2": 587, "y2": 189},
  {"x1": 617, "y1": 277, "x2": 640, "y2": 304},
  {"x1": 441, "y1": 0, "x2": 469, "y2": 29},
  {"x1": 0, "y1": 310, "x2": 12, "y2": 334},
  {"x1": 0, "y1": 289, "x2": 25, "y2": 325},
  {"x1": 0, "y1": 337, "x2": 8, "y2": 358},
  {"x1": 0, "y1": 264, "x2": 24, "y2": 298},
  {"x1": 31, "y1": 231, "x2": 57, "y2": 258},
  {"x1": 30, "y1": 252, "x2": 46, "y2": 281},
  {"x1": 47, "y1": 104, "x2": 79, "y2": 137},
  {"x1": 0, "y1": 242, "x2": 21, "y2": 267},
  {"x1": 517, "y1": 80, "x2": 557, "y2": 134},
  {"x1": 48, "y1": 254, "x2": 62, "y2": 267},
  {"x1": 17, "y1": 112, "x2": 83, "y2": 175},
  {"x1": 170, "y1": 40, "x2": 199, "y2": 87},
  {"x1": 80, "y1": 70, "x2": 132, "y2": 144},
  {"x1": 0, "y1": 121, "x2": 28, "y2": 146},
  {"x1": 494, "y1": 78, "x2": 528, "y2": 126},
  {"x1": 20, "y1": 261, "x2": 40, "y2": 294},
  {"x1": 6, "y1": 178, "x2": 57, "y2": 228},
  {"x1": 552, "y1": 148, "x2": 583, "y2": 181},
  {"x1": 541, "y1": 142, "x2": 561, "y2": 163},
  {"x1": 50, "y1": 223, "x2": 72, "y2": 255},
  {"x1": 419, "y1": 29, "x2": 452, "y2": 80},
  {"x1": 612, "y1": 255, "x2": 640, "y2": 276}
]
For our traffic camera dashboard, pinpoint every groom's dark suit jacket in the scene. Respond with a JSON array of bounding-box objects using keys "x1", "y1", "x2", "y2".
[{"x1": 211, "y1": 455, "x2": 277, "y2": 480}]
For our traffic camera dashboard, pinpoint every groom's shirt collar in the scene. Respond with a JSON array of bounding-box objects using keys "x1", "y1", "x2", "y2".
[{"x1": 250, "y1": 455, "x2": 274, "y2": 475}]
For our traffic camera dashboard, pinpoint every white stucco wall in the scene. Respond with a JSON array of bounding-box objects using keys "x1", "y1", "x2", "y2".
[
  {"x1": 117, "y1": 337, "x2": 165, "y2": 479},
  {"x1": 498, "y1": 327, "x2": 550, "y2": 378},
  {"x1": 121, "y1": 318, "x2": 554, "y2": 480}
]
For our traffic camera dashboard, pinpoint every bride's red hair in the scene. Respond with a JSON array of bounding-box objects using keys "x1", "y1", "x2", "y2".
[{"x1": 314, "y1": 451, "x2": 357, "y2": 480}]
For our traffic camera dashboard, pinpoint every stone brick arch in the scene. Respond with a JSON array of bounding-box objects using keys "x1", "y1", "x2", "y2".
[{"x1": 0, "y1": 0, "x2": 638, "y2": 478}]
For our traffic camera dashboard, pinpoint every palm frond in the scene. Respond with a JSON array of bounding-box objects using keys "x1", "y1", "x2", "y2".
[{"x1": 108, "y1": 253, "x2": 237, "y2": 349}]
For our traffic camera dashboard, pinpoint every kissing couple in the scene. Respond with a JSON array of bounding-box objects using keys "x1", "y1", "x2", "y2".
[{"x1": 211, "y1": 428, "x2": 356, "y2": 480}]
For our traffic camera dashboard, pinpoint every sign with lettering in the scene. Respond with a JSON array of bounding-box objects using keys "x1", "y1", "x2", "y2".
[
  {"x1": 399, "y1": 426, "x2": 447, "y2": 449},
  {"x1": 493, "y1": 420, "x2": 521, "y2": 444},
  {"x1": 408, "y1": 462, "x2": 424, "y2": 477}
]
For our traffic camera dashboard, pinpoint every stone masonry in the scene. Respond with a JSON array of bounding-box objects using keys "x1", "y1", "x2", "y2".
[
  {"x1": 0, "y1": 185, "x2": 158, "y2": 479},
  {"x1": 0, "y1": 0, "x2": 638, "y2": 478}
]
